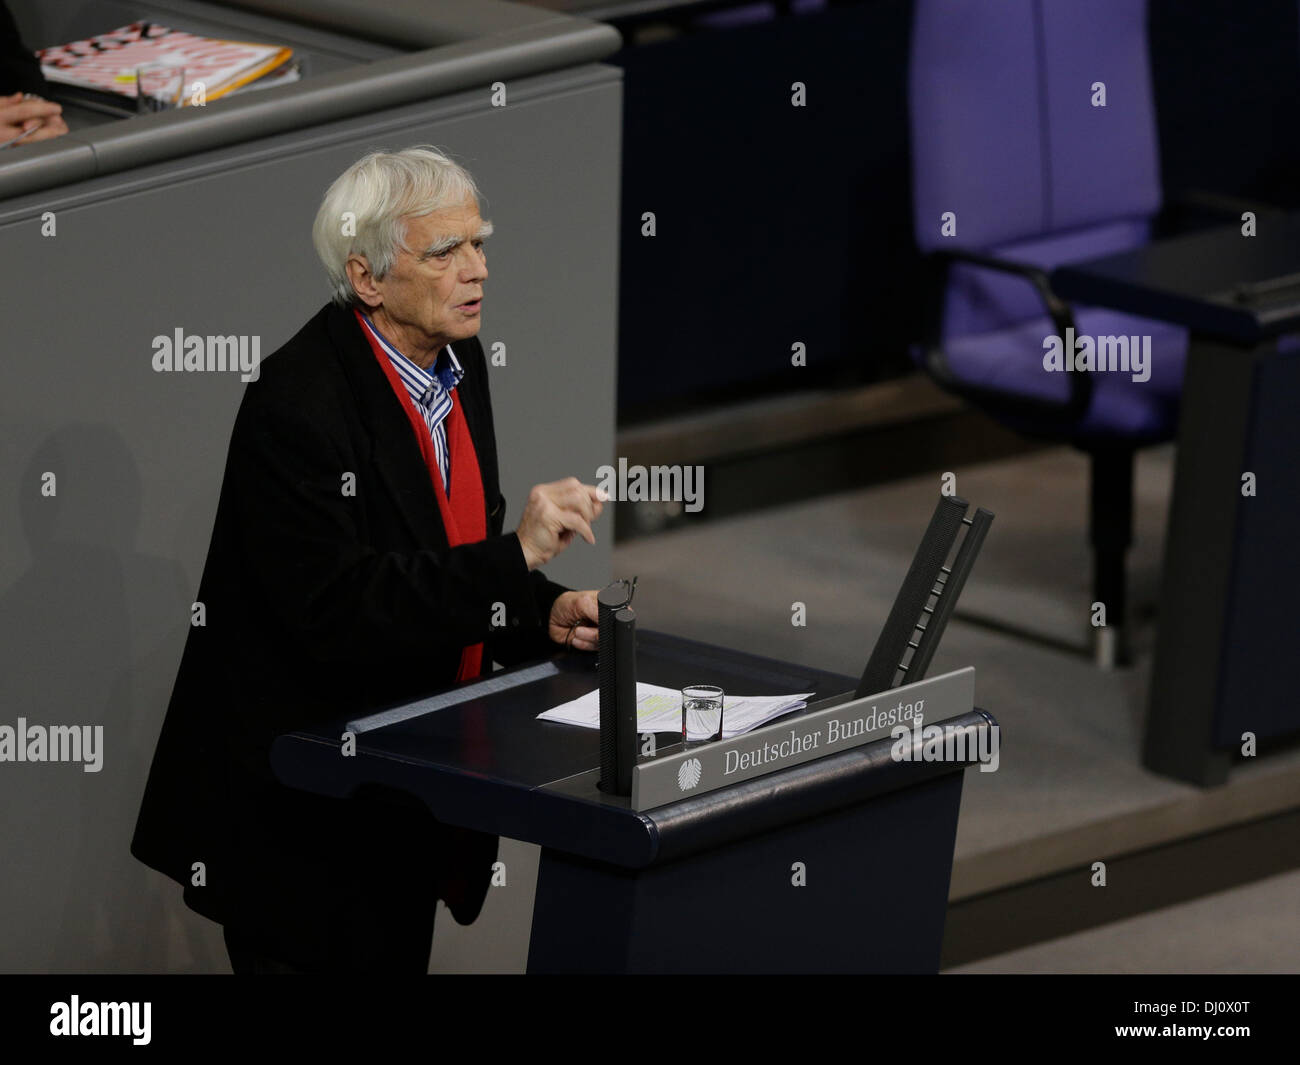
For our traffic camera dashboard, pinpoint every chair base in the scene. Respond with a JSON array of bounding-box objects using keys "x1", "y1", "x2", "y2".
[{"x1": 1092, "y1": 623, "x2": 1129, "y2": 670}]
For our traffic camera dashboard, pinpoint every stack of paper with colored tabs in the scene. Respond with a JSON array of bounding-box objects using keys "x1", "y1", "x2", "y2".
[{"x1": 538, "y1": 683, "x2": 813, "y2": 741}]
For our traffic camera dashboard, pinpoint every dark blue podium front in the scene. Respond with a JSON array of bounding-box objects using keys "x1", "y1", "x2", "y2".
[{"x1": 270, "y1": 629, "x2": 991, "y2": 972}]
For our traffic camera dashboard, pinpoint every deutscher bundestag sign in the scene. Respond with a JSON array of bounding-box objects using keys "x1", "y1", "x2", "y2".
[{"x1": 630, "y1": 667, "x2": 975, "y2": 811}]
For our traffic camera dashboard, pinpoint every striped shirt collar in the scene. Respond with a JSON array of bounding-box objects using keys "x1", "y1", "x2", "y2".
[{"x1": 357, "y1": 311, "x2": 463, "y2": 411}]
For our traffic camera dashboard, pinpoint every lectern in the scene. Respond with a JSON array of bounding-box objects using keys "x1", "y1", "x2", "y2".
[
  {"x1": 272, "y1": 632, "x2": 994, "y2": 972},
  {"x1": 270, "y1": 498, "x2": 999, "y2": 972}
]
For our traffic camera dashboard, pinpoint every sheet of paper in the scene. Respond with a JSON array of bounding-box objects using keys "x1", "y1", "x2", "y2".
[{"x1": 538, "y1": 683, "x2": 812, "y2": 740}]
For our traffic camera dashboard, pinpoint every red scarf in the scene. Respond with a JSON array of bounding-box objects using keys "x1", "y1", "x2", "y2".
[{"x1": 355, "y1": 309, "x2": 486, "y2": 682}]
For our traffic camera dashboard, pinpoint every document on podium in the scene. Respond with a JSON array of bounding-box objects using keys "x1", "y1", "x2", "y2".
[{"x1": 537, "y1": 683, "x2": 812, "y2": 740}]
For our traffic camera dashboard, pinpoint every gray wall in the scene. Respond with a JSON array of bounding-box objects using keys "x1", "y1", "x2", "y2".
[{"x1": 0, "y1": 65, "x2": 620, "y2": 972}]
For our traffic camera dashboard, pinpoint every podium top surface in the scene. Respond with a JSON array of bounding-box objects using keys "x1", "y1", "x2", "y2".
[{"x1": 271, "y1": 630, "x2": 992, "y2": 867}]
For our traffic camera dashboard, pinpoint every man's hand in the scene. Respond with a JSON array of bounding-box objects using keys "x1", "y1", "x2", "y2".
[
  {"x1": 515, "y1": 477, "x2": 606, "y2": 571},
  {"x1": 0, "y1": 94, "x2": 69, "y2": 146},
  {"x1": 548, "y1": 589, "x2": 599, "y2": 652}
]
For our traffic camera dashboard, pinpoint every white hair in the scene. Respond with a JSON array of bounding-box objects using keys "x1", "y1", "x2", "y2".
[{"x1": 311, "y1": 145, "x2": 485, "y2": 308}]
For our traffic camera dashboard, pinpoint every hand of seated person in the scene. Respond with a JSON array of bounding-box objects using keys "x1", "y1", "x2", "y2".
[{"x1": 0, "y1": 92, "x2": 69, "y2": 146}]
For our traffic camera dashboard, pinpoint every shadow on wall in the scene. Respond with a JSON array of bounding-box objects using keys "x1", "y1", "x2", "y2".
[{"x1": 0, "y1": 423, "x2": 220, "y2": 971}]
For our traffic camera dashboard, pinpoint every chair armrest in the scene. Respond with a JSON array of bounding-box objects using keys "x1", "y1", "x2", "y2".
[{"x1": 920, "y1": 247, "x2": 1090, "y2": 422}]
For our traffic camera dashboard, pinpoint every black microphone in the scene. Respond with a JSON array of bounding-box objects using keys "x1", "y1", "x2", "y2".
[{"x1": 597, "y1": 580, "x2": 638, "y2": 795}]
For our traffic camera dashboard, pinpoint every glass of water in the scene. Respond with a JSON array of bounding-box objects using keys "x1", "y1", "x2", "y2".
[
  {"x1": 682, "y1": 685, "x2": 725, "y2": 747},
  {"x1": 136, "y1": 64, "x2": 186, "y2": 112}
]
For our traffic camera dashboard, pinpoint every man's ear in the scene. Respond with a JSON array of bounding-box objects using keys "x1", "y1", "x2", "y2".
[{"x1": 344, "y1": 255, "x2": 383, "y2": 310}]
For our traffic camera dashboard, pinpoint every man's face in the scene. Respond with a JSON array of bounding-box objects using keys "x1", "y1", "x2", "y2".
[{"x1": 363, "y1": 196, "x2": 489, "y2": 359}]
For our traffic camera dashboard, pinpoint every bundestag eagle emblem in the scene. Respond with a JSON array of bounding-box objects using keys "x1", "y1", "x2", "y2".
[{"x1": 677, "y1": 757, "x2": 703, "y2": 791}]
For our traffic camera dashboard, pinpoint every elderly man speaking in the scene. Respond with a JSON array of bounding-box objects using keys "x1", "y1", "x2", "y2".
[{"x1": 131, "y1": 146, "x2": 604, "y2": 974}]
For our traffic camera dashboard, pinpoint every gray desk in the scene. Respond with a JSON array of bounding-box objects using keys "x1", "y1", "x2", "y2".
[
  {"x1": 0, "y1": 0, "x2": 623, "y2": 972},
  {"x1": 525, "y1": 0, "x2": 740, "y2": 23}
]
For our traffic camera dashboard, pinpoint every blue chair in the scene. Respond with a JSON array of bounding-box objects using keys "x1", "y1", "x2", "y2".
[{"x1": 908, "y1": 0, "x2": 1187, "y2": 667}]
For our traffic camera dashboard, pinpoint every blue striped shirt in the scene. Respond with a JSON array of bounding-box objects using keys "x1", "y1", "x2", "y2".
[{"x1": 358, "y1": 311, "x2": 464, "y2": 495}]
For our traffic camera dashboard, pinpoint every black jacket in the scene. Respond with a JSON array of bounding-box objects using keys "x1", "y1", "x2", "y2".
[{"x1": 130, "y1": 302, "x2": 567, "y2": 963}]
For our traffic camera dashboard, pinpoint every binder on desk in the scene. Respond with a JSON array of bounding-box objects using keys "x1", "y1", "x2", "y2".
[{"x1": 37, "y1": 20, "x2": 293, "y2": 112}]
